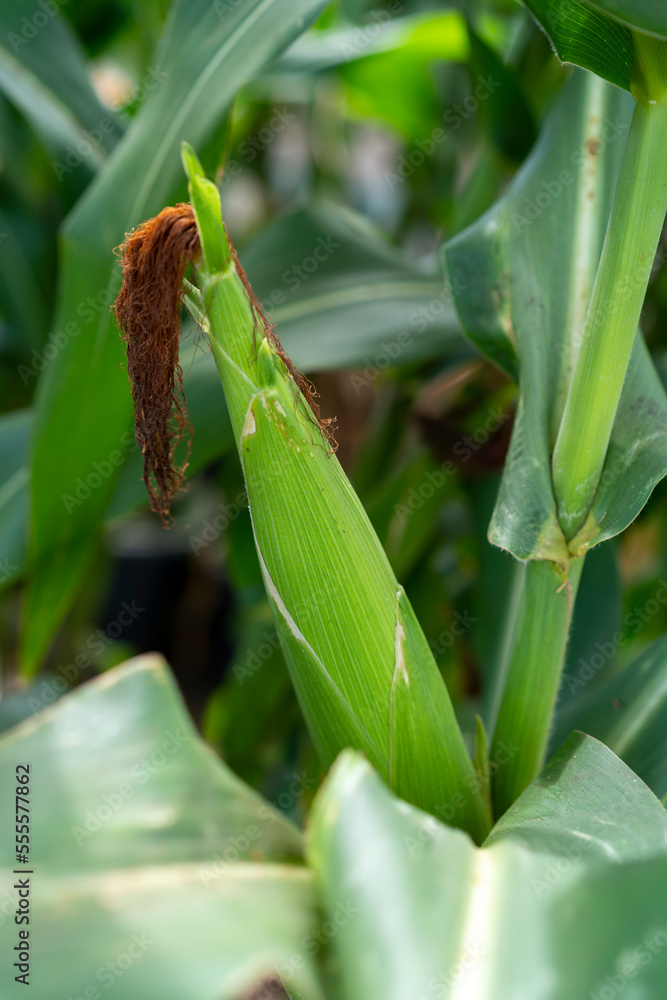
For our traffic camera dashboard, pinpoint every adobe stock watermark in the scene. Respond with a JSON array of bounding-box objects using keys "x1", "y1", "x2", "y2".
[
  {"x1": 233, "y1": 629, "x2": 281, "y2": 685},
  {"x1": 555, "y1": 239, "x2": 665, "y2": 347},
  {"x1": 339, "y1": 0, "x2": 403, "y2": 61},
  {"x1": 555, "y1": 234, "x2": 665, "y2": 369},
  {"x1": 18, "y1": 282, "x2": 120, "y2": 385},
  {"x1": 189, "y1": 488, "x2": 248, "y2": 554},
  {"x1": 429, "y1": 610, "x2": 476, "y2": 656},
  {"x1": 393, "y1": 406, "x2": 511, "y2": 523},
  {"x1": 5, "y1": 0, "x2": 70, "y2": 52},
  {"x1": 260, "y1": 235, "x2": 341, "y2": 315},
  {"x1": 599, "y1": 230, "x2": 667, "y2": 306},
  {"x1": 26, "y1": 599, "x2": 145, "y2": 713},
  {"x1": 415, "y1": 943, "x2": 486, "y2": 1000},
  {"x1": 384, "y1": 75, "x2": 501, "y2": 190},
  {"x1": 70, "y1": 727, "x2": 191, "y2": 845},
  {"x1": 242, "y1": 979, "x2": 286, "y2": 1000},
  {"x1": 531, "y1": 841, "x2": 597, "y2": 898},
  {"x1": 511, "y1": 117, "x2": 628, "y2": 233},
  {"x1": 220, "y1": 106, "x2": 297, "y2": 190},
  {"x1": 241, "y1": 900, "x2": 360, "y2": 1000},
  {"x1": 230, "y1": 598, "x2": 314, "y2": 686},
  {"x1": 51, "y1": 67, "x2": 170, "y2": 180},
  {"x1": 212, "y1": 0, "x2": 243, "y2": 19},
  {"x1": 531, "y1": 797, "x2": 655, "y2": 899},
  {"x1": 65, "y1": 932, "x2": 154, "y2": 999},
  {"x1": 61, "y1": 431, "x2": 139, "y2": 513},
  {"x1": 562, "y1": 578, "x2": 667, "y2": 695},
  {"x1": 199, "y1": 770, "x2": 317, "y2": 887},
  {"x1": 51, "y1": 117, "x2": 117, "y2": 181},
  {"x1": 589, "y1": 924, "x2": 667, "y2": 1000},
  {"x1": 300, "y1": 899, "x2": 360, "y2": 957},
  {"x1": 403, "y1": 739, "x2": 521, "y2": 854},
  {"x1": 0, "y1": 556, "x2": 18, "y2": 585},
  {"x1": 349, "y1": 275, "x2": 467, "y2": 395}
]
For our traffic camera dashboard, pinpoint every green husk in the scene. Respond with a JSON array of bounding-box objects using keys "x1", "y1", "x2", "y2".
[{"x1": 181, "y1": 143, "x2": 489, "y2": 842}]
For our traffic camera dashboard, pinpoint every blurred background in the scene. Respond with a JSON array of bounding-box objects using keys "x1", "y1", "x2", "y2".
[{"x1": 1, "y1": 0, "x2": 666, "y2": 824}]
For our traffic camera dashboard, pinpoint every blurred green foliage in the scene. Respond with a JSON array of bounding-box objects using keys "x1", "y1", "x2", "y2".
[{"x1": 0, "y1": 0, "x2": 666, "y2": 809}]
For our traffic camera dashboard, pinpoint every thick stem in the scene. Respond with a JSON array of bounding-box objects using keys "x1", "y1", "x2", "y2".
[
  {"x1": 552, "y1": 38, "x2": 667, "y2": 540},
  {"x1": 490, "y1": 557, "x2": 583, "y2": 818}
]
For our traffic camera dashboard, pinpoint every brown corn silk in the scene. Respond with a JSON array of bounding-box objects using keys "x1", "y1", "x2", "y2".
[
  {"x1": 113, "y1": 202, "x2": 336, "y2": 523},
  {"x1": 113, "y1": 204, "x2": 200, "y2": 522}
]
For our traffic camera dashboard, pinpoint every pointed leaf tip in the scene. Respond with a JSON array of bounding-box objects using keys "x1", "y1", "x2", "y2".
[
  {"x1": 182, "y1": 144, "x2": 230, "y2": 275},
  {"x1": 180, "y1": 141, "x2": 205, "y2": 183}
]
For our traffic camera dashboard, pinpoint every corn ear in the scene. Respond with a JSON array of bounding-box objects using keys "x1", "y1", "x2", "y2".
[{"x1": 181, "y1": 143, "x2": 490, "y2": 842}]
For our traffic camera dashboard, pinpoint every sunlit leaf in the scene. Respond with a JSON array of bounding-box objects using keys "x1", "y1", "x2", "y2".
[
  {"x1": 307, "y1": 748, "x2": 667, "y2": 1000},
  {"x1": 0, "y1": 656, "x2": 324, "y2": 1000}
]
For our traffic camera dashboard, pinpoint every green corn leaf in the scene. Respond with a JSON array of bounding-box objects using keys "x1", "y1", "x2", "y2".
[
  {"x1": 584, "y1": 0, "x2": 667, "y2": 40},
  {"x1": 520, "y1": 1, "x2": 667, "y2": 95},
  {"x1": 552, "y1": 633, "x2": 667, "y2": 802},
  {"x1": 0, "y1": 656, "x2": 324, "y2": 1000},
  {"x1": 0, "y1": 205, "x2": 52, "y2": 351},
  {"x1": 0, "y1": 1, "x2": 123, "y2": 162},
  {"x1": 444, "y1": 70, "x2": 667, "y2": 565},
  {"x1": 0, "y1": 655, "x2": 303, "y2": 871},
  {"x1": 307, "y1": 747, "x2": 667, "y2": 1000},
  {"x1": 0, "y1": 409, "x2": 30, "y2": 592},
  {"x1": 521, "y1": 0, "x2": 634, "y2": 91},
  {"x1": 486, "y1": 731, "x2": 667, "y2": 857},
  {"x1": 23, "y1": 0, "x2": 329, "y2": 674},
  {"x1": 182, "y1": 144, "x2": 490, "y2": 842},
  {"x1": 0, "y1": 48, "x2": 104, "y2": 177}
]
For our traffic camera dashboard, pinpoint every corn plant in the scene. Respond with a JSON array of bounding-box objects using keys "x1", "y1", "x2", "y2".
[{"x1": 2, "y1": 0, "x2": 667, "y2": 998}]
